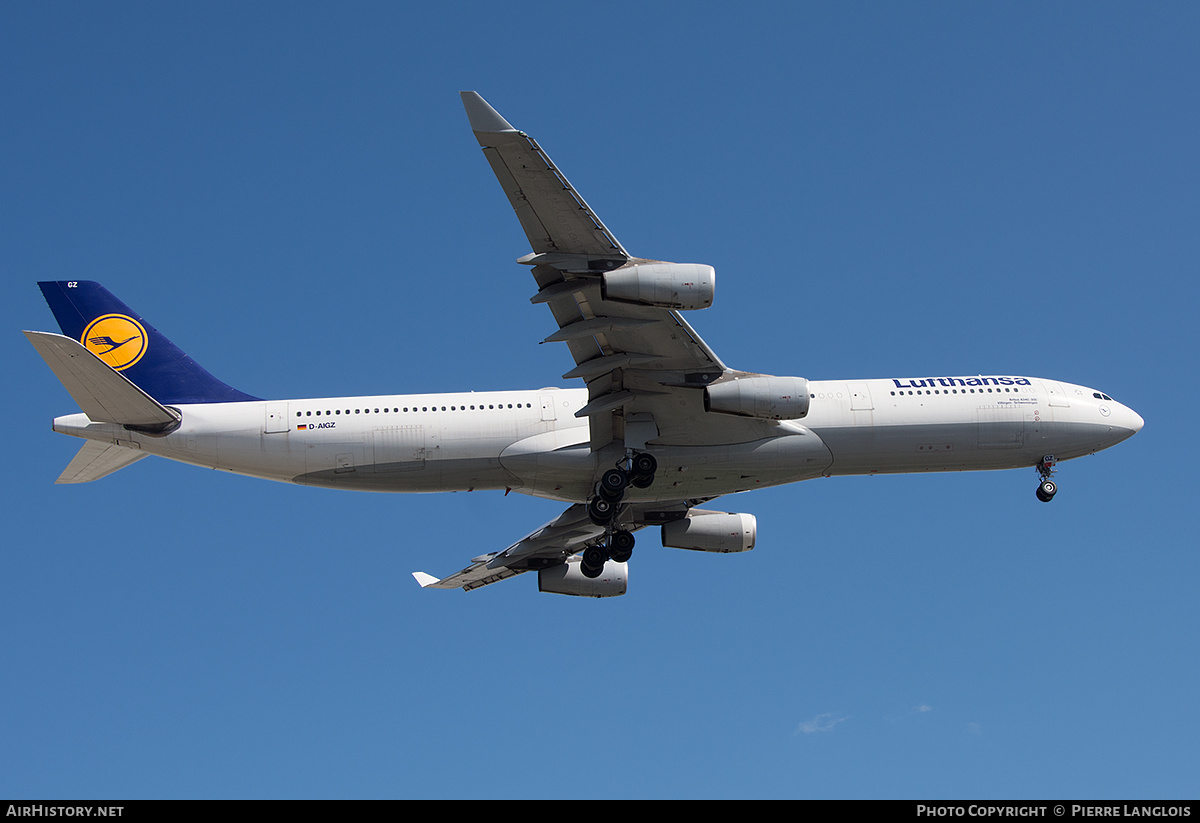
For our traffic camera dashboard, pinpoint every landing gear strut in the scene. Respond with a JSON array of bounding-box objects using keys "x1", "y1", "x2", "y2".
[{"x1": 1035, "y1": 454, "x2": 1058, "y2": 502}]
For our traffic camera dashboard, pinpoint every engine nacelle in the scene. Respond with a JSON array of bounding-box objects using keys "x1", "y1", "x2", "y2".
[
  {"x1": 705, "y1": 375, "x2": 810, "y2": 420},
  {"x1": 538, "y1": 557, "x2": 628, "y2": 597},
  {"x1": 602, "y1": 262, "x2": 715, "y2": 310},
  {"x1": 661, "y1": 510, "x2": 757, "y2": 553}
]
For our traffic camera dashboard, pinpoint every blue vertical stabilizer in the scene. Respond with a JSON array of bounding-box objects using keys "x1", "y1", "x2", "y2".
[{"x1": 37, "y1": 281, "x2": 260, "y2": 404}]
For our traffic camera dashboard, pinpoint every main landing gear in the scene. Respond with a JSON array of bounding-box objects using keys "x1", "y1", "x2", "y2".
[
  {"x1": 1035, "y1": 454, "x2": 1058, "y2": 503},
  {"x1": 586, "y1": 452, "x2": 658, "y2": 525},
  {"x1": 580, "y1": 453, "x2": 658, "y2": 578},
  {"x1": 579, "y1": 528, "x2": 637, "y2": 579}
]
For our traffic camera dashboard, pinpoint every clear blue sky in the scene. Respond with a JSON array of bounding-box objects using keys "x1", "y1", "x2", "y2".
[{"x1": 3, "y1": 2, "x2": 1197, "y2": 799}]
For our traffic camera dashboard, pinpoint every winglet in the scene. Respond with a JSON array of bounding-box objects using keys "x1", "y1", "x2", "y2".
[
  {"x1": 460, "y1": 91, "x2": 516, "y2": 133},
  {"x1": 412, "y1": 572, "x2": 442, "y2": 588}
]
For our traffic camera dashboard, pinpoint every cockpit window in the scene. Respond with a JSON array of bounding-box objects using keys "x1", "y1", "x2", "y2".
[{"x1": 1093, "y1": 392, "x2": 1114, "y2": 401}]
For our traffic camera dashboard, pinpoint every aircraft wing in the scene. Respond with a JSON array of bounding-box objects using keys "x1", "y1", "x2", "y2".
[
  {"x1": 463, "y1": 92, "x2": 766, "y2": 453},
  {"x1": 412, "y1": 500, "x2": 691, "y2": 594},
  {"x1": 412, "y1": 503, "x2": 601, "y2": 591},
  {"x1": 461, "y1": 91, "x2": 629, "y2": 262}
]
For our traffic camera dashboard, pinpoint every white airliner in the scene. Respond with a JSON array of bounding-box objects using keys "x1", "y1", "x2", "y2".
[{"x1": 25, "y1": 92, "x2": 1143, "y2": 597}]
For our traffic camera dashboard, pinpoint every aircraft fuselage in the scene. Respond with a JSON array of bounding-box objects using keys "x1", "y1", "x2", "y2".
[{"x1": 50, "y1": 375, "x2": 1143, "y2": 503}]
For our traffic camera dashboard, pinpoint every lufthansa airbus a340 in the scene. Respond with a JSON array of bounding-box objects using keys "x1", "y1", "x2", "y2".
[{"x1": 25, "y1": 92, "x2": 1144, "y2": 597}]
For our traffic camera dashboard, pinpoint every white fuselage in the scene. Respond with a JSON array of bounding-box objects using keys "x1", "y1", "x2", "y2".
[{"x1": 50, "y1": 376, "x2": 1143, "y2": 503}]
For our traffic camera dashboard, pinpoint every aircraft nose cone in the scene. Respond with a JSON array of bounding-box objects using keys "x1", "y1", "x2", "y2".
[{"x1": 1129, "y1": 408, "x2": 1145, "y2": 433}]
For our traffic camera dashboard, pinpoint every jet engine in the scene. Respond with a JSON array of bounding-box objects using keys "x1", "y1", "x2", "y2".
[
  {"x1": 705, "y1": 375, "x2": 810, "y2": 420},
  {"x1": 602, "y1": 262, "x2": 715, "y2": 310},
  {"x1": 538, "y1": 557, "x2": 628, "y2": 597},
  {"x1": 661, "y1": 510, "x2": 757, "y2": 553}
]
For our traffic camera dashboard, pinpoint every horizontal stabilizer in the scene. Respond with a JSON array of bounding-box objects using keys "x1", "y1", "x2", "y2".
[
  {"x1": 24, "y1": 331, "x2": 181, "y2": 431},
  {"x1": 57, "y1": 440, "x2": 148, "y2": 484}
]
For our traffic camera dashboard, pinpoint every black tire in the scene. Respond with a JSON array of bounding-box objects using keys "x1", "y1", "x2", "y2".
[
  {"x1": 582, "y1": 545, "x2": 608, "y2": 569},
  {"x1": 581, "y1": 561, "x2": 604, "y2": 579},
  {"x1": 587, "y1": 496, "x2": 615, "y2": 525},
  {"x1": 630, "y1": 473, "x2": 654, "y2": 489},
  {"x1": 598, "y1": 469, "x2": 628, "y2": 501},
  {"x1": 1039, "y1": 480, "x2": 1057, "y2": 500},
  {"x1": 610, "y1": 530, "x2": 635, "y2": 563},
  {"x1": 632, "y1": 453, "x2": 657, "y2": 477}
]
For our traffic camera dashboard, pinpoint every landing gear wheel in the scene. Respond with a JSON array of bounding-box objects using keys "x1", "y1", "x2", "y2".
[
  {"x1": 598, "y1": 469, "x2": 629, "y2": 501},
  {"x1": 582, "y1": 544, "x2": 608, "y2": 567},
  {"x1": 581, "y1": 544, "x2": 608, "y2": 578},
  {"x1": 610, "y1": 530, "x2": 635, "y2": 563},
  {"x1": 1036, "y1": 480, "x2": 1057, "y2": 502},
  {"x1": 587, "y1": 495, "x2": 616, "y2": 525},
  {"x1": 631, "y1": 453, "x2": 657, "y2": 478},
  {"x1": 628, "y1": 453, "x2": 657, "y2": 489}
]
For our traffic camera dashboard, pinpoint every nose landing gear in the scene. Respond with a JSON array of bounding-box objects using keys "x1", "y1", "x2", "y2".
[{"x1": 1035, "y1": 455, "x2": 1058, "y2": 502}]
